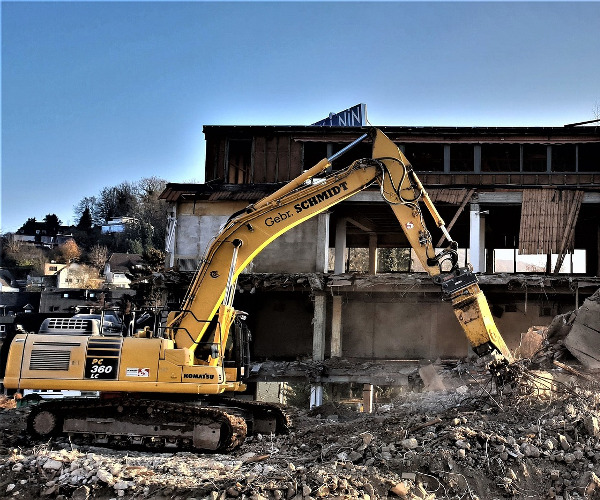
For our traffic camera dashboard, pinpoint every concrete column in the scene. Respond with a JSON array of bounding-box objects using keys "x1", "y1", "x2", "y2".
[
  {"x1": 331, "y1": 295, "x2": 343, "y2": 357},
  {"x1": 334, "y1": 218, "x2": 347, "y2": 274},
  {"x1": 311, "y1": 293, "x2": 327, "y2": 407},
  {"x1": 315, "y1": 212, "x2": 330, "y2": 273},
  {"x1": 474, "y1": 145, "x2": 482, "y2": 173},
  {"x1": 469, "y1": 203, "x2": 486, "y2": 273},
  {"x1": 443, "y1": 145, "x2": 451, "y2": 173},
  {"x1": 363, "y1": 384, "x2": 374, "y2": 413},
  {"x1": 310, "y1": 385, "x2": 324, "y2": 409},
  {"x1": 369, "y1": 233, "x2": 378, "y2": 274},
  {"x1": 312, "y1": 294, "x2": 326, "y2": 361},
  {"x1": 165, "y1": 207, "x2": 177, "y2": 269}
]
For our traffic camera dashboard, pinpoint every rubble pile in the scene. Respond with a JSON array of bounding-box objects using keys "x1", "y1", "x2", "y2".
[{"x1": 3, "y1": 375, "x2": 600, "y2": 499}]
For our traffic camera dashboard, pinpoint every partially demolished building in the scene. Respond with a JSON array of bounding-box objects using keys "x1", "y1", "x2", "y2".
[{"x1": 159, "y1": 124, "x2": 600, "y2": 385}]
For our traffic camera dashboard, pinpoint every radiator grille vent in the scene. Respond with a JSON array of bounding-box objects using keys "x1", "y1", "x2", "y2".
[
  {"x1": 39, "y1": 318, "x2": 99, "y2": 335},
  {"x1": 47, "y1": 318, "x2": 90, "y2": 330},
  {"x1": 29, "y1": 350, "x2": 71, "y2": 371}
]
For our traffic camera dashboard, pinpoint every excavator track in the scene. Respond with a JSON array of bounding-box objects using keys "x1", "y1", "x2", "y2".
[
  {"x1": 203, "y1": 396, "x2": 292, "y2": 436},
  {"x1": 27, "y1": 397, "x2": 247, "y2": 452}
]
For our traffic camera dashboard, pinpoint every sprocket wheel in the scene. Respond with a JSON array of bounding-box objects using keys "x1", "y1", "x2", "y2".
[{"x1": 28, "y1": 407, "x2": 60, "y2": 438}]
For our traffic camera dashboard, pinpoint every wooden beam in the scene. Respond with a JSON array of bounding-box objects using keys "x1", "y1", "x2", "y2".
[
  {"x1": 436, "y1": 188, "x2": 475, "y2": 247},
  {"x1": 553, "y1": 190, "x2": 583, "y2": 274},
  {"x1": 347, "y1": 216, "x2": 377, "y2": 233}
]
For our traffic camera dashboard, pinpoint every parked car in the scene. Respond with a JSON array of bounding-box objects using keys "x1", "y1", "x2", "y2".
[{"x1": 72, "y1": 313, "x2": 124, "y2": 336}]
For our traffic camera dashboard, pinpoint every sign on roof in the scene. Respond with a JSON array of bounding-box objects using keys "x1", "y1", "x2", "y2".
[{"x1": 312, "y1": 103, "x2": 367, "y2": 127}]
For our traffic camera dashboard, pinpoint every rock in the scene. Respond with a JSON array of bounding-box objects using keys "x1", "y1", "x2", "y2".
[
  {"x1": 362, "y1": 433, "x2": 374, "y2": 446},
  {"x1": 455, "y1": 440, "x2": 470, "y2": 450},
  {"x1": 315, "y1": 485, "x2": 330, "y2": 497},
  {"x1": 559, "y1": 435, "x2": 571, "y2": 451},
  {"x1": 6, "y1": 484, "x2": 16, "y2": 493},
  {"x1": 390, "y1": 481, "x2": 410, "y2": 497},
  {"x1": 43, "y1": 459, "x2": 64, "y2": 471},
  {"x1": 71, "y1": 485, "x2": 90, "y2": 500},
  {"x1": 584, "y1": 415, "x2": 600, "y2": 437},
  {"x1": 227, "y1": 486, "x2": 240, "y2": 497},
  {"x1": 114, "y1": 480, "x2": 130, "y2": 491},
  {"x1": 521, "y1": 443, "x2": 541, "y2": 458},
  {"x1": 96, "y1": 469, "x2": 115, "y2": 485},
  {"x1": 401, "y1": 438, "x2": 418, "y2": 450},
  {"x1": 41, "y1": 485, "x2": 59, "y2": 497}
]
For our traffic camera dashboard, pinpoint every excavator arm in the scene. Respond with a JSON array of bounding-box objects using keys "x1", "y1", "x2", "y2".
[{"x1": 168, "y1": 128, "x2": 512, "y2": 365}]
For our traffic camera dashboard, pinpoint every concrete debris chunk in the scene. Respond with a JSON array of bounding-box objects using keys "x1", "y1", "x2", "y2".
[
  {"x1": 418, "y1": 364, "x2": 445, "y2": 392},
  {"x1": 564, "y1": 294, "x2": 600, "y2": 369},
  {"x1": 584, "y1": 414, "x2": 600, "y2": 437},
  {"x1": 390, "y1": 481, "x2": 410, "y2": 497},
  {"x1": 517, "y1": 326, "x2": 546, "y2": 359},
  {"x1": 42, "y1": 459, "x2": 64, "y2": 471}
]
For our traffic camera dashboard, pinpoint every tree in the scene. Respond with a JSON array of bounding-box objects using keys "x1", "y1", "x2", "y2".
[
  {"x1": 131, "y1": 177, "x2": 168, "y2": 249},
  {"x1": 18, "y1": 217, "x2": 38, "y2": 235},
  {"x1": 88, "y1": 244, "x2": 108, "y2": 269},
  {"x1": 96, "y1": 183, "x2": 138, "y2": 223},
  {"x1": 74, "y1": 196, "x2": 102, "y2": 226},
  {"x1": 77, "y1": 207, "x2": 93, "y2": 230},
  {"x1": 378, "y1": 248, "x2": 411, "y2": 272},
  {"x1": 43, "y1": 214, "x2": 61, "y2": 235},
  {"x1": 66, "y1": 264, "x2": 100, "y2": 289},
  {"x1": 3, "y1": 236, "x2": 47, "y2": 274},
  {"x1": 144, "y1": 247, "x2": 165, "y2": 272},
  {"x1": 57, "y1": 239, "x2": 81, "y2": 264}
]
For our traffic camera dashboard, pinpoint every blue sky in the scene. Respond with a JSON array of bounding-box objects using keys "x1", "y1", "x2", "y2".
[{"x1": 2, "y1": 1, "x2": 599, "y2": 233}]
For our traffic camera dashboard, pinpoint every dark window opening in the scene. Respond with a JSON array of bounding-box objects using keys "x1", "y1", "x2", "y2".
[
  {"x1": 552, "y1": 144, "x2": 576, "y2": 172},
  {"x1": 450, "y1": 144, "x2": 474, "y2": 172},
  {"x1": 303, "y1": 143, "x2": 328, "y2": 172},
  {"x1": 304, "y1": 141, "x2": 372, "y2": 174},
  {"x1": 522, "y1": 144, "x2": 547, "y2": 172},
  {"x1": 404, "y1": 144, "x2": 444, "y2": 172},
  {"x1": 481, "y1": 144, "x2": 520, "y2": 172},
  {"x1": 579, "y1": 143, "x2": 600, "y2": 172},
  {"x1": 330, "y1": 142, "x2": 372, "y2": 171},
  {"x1": 227, "y1": 140, "x2": 252, "y2": 184}
]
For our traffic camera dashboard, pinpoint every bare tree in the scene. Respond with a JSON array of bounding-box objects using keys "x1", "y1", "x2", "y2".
[
  {"x1": 67, "y1": 264, "x2": 100, "y2": 289},
  {"x1": 89, "y1": 244, "x2": 109, "y2": 269}
]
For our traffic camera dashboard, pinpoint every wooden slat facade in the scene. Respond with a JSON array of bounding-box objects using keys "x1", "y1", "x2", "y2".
[
  {"x1": 427, "y1": 188, "x2": 468, "y2": 205},
  {"x1": 518, "y1": 189, "x2": 584, "y2": 255},
  {"x1": 203, "y1": 125, "x2": 599, "y2": 186}
]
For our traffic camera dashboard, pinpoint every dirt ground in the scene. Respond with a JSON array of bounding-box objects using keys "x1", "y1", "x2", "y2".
[{"x1": 3, "y1": 359, "x2": 600, "y2": 500}]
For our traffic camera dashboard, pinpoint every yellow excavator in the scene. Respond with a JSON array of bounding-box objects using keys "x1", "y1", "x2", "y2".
[{"x1": 3, "y1": 128, "x2": 512, "y2": 452}]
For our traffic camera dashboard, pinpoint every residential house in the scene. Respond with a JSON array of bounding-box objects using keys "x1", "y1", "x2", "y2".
[
  {"x1": 101, "y1": 217, "x2": 138, "y2": 234},
  {"x1": 13, "y1": 222, "x2": 74, "y2": 249},
  {"x1": 104, "y1": 253, "x2": 146, "y2": 288}
]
